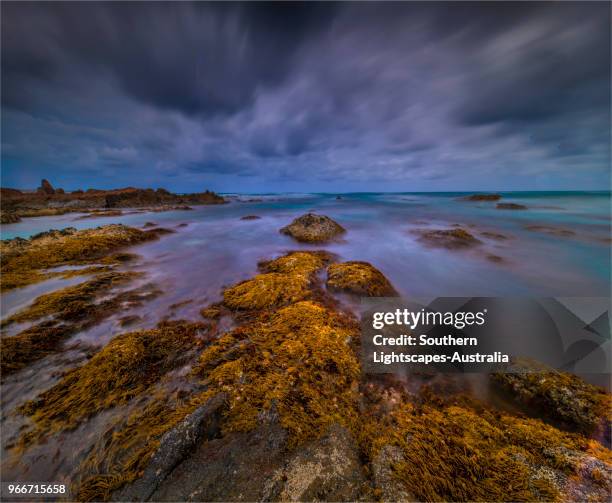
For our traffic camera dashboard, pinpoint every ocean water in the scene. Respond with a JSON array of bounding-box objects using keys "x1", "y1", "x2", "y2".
[
  {"x1": 0, "y1": 191, "x2": 610, "y2": 482},
  {"x1": 2, "y1": 192, "x2": 610, "y2": 312}
]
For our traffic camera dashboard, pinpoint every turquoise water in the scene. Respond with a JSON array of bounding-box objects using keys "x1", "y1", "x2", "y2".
[{"x1": 1, "y1": 192, "x2": 610, "y2": 325}]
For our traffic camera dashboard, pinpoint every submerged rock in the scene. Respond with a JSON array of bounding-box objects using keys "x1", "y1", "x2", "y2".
[
  {"x1": 280, "y1": 213, "x2": 345, "y2": 243},
  {"x1": 416, "y1": 228, "x2": 481, "y2": 249},
  {"x1": 326, "y1": 261, "x2": 397, "y2": 297},
  {"x1": 240, "y1": 215, "x2": 261, "y2": 220},
  {"x1": 492, "y1": 358, "x2": 611, "y2": 434},
  {"x1": 462, "y1": 193, "x2": 502, "y2": 201},
  {"x1": 497, "y1": 203, "x2": 527, "y2": 210},
  {"x1": 481, "y1": 231, "x2": 509, "y2": 240},
  {"x1": 525, "y1": 225, "x2": 575, "y2": 237}
]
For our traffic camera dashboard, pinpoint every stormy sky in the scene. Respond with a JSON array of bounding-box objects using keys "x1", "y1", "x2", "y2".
[{"x1": 1, "y1": 1, "x2": 610, "y2": 192}]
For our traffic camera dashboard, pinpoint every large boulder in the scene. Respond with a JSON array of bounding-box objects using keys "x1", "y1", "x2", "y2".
[
  {"x1": 326, "y1": 261, "x2": 397, "y2": 297},
  {"x1": 280, "y1": 213, "x2": 345, "y2": 243}
]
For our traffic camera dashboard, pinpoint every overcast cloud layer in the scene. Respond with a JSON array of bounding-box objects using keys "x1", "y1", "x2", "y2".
[{"x1": 1, "y1": 1, "x2": 610, "y2": 192}]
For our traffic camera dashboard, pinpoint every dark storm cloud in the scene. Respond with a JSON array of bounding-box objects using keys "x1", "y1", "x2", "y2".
[
  {"x1": 1, "y1": 1, "x2": 609, "y2": 191},
  {"x1": 1, "y1": 1, "x2": 336, "y2": 116}
]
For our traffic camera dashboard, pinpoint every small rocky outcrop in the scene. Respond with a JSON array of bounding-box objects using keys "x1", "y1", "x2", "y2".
[
  {"x1": 497, "y1": 203, "x2": 527, "y2": 210},
  {"x1": 240, "y1": 215, "x2": 261, "y2": 220},
  {"x1": 37, "y1": 179, "x2": 55, "y2": 195},
  {"x1": 463, "y1": 194, "x2": 502, "y2": 201},
  {"x1": 326, "y1": 261, "x2": 397, "y2": 297},
  {"x1": 0, "y1": 211, "x2": 21, "y2": 224},
  {"x1": 416, "y1": 228, "x2": 481, "y2": 249},
  {"x1": 280, "y1": 213, "x2": 345, "y2": 243},
  {"x1": 491, "y1": 358, "x2": 611, "y2": 435}
]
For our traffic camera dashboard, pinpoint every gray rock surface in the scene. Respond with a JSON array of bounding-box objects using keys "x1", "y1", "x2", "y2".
[
  {"x1": 262, "y1": 424, "x2": 365, "y2": 501},
  {"x1": 113, "y1": 393, "x2": 227, "y2": 502},
  {"x1": 371, "y1": 445, "x2": 415, "y2": 502}
]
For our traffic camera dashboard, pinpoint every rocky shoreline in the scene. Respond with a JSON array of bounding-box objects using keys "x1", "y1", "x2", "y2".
[
  {"x1": 0, "y1": 179, "x2": 226, "y2": 224},
  {"x1": 0, "y1": 212, "x2": 610, "y2": 502}
]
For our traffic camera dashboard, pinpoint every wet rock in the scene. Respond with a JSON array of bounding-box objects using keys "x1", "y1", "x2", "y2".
[
  {"x1": 280, "y1": 213, "x2": 346, "y2": 243},
  {"x1": 462, "y1": 193, "x2": 501, "y2": 201},
  {"x1": 326, "y1": 261, "x2": 397, "y2": 297},
  {"x1": 240, "y1": 215, "x2": 261, "y2": 220},
  {"x1": 416, "y1": 228, "x2": 481, "y2": 249},
  {"x1": 481, "y1": 231, "x2": 508, "y2": 240},
  {"x1": 145, "y1": 405, "x2": 290, "y2": 502},
  {"x1": 336, "y1": 195, "x2": 343, "y2": 200},
  {"x1": 371, "y1": 445, "x2": 415, "y2": 502},
  {"x1": 37, "y1": 178, "x2": 55, "y2": 195},
  {"x1": 0, "y1": 211, "x2": 21, "y2": 224},
  {"x1": 497, "y1": 203, "x2": 527, "y2": 210},
  {"x1": 262, "y1": 424, "x2": 365, "y2": 501},
  {"x1": 114, "y1": 393, "x2": 228, "y2": 502},
  {"x1": 492, "y1": 358, "x2": 611, "y2": 434},
  {"x1": 118, "y1": 315, "x2": 142, "y2": 327},
  {"x1": 143, "y1": 221, "x2": 157, "y2": 228}
]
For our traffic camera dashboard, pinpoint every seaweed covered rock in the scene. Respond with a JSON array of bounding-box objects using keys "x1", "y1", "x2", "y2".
[
  {"x1": 0, "y1": 273, "x2": 163, "y2": 376},
  {"x1": 280, "y1": 213, "x2": 345, "y2": 243},
  {"x1": 192, "y1": 301, "x2": 361, "y2": 447},
  {"x1": 492, "y1": 358, "x2": 611, "y2": 434},
  {"x1": 0, "y1": 211, "x2": 21, "y2": 224},
  {"x1": 361, "y1": 401, "x2": 611, "y2": 502},
  {"x1": 415, "y1": 228, "x2": 481, "y2": 249},
  {"x1": 223, "y1": 251, "x2": 332, "y2": 311},
  {"x1": 17, "y1": 321, "x2": 208, "y2": 447},
  {"x1": 0, "y1": 224, "x2": 159, "y2": 291},
  {"x1": 326, "y1": 261, "x2": 397, "y2": 297}
]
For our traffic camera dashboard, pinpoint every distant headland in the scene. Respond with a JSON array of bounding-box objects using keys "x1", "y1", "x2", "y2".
[{"x1": 0, "y1": 179, "x2": 226, "y2": 223}]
